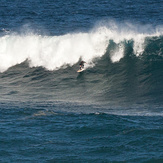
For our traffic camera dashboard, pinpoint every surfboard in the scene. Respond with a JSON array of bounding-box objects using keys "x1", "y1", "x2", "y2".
[{"x1": 77, "y1": 68, "x2": 84, "y2": 72}]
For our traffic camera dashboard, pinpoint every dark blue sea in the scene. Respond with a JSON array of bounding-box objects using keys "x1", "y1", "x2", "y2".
[{"x1": 0, "y1": 0, "x2": 163, "y2": 162}]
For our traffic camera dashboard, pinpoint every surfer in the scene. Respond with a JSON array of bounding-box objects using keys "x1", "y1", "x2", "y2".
[{"x1": 79, "y1": 61, "x2": 86, "y2": 70}]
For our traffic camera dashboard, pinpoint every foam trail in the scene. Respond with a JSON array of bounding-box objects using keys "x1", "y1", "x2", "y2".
[
  {"x1": 0, "y1": 22, "x2": 162, "y2": 72},
  {"x1": 110, "y1": 43, "x2": 124, "y2": 62},
  {"x1": 133, "y1": 34, "x2": 145, "y2": 56}
]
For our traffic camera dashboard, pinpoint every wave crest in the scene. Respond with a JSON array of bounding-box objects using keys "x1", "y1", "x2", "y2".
[{"x1": 0, "y1": 21, "x2": 162, "y2": 72}]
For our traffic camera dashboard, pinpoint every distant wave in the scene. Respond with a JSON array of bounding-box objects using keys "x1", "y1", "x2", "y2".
[{"x1": 0, "y1": 21, "x2": 162, "y2": 72}]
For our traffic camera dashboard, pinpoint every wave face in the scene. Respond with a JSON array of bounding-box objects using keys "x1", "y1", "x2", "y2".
[{"x1": 0, "y1": 22, "x2": 163, "y2": 109}]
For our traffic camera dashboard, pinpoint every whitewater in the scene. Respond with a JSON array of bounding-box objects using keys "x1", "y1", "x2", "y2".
[{"x1": 0, "y1": 22, "x2": 162, "y2": 72}]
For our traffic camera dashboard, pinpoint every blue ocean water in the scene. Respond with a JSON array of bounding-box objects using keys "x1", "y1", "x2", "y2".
[{"x1": 0, "y1": 0, "x2": 163, "y2": 162}]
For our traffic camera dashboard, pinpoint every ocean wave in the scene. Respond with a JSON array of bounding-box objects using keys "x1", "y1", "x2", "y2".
[{"x1": 0, "y1": 21, "x2": 162, "y2": 72}]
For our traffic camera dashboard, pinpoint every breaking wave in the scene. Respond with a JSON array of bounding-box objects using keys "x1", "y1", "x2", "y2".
[
  {"x1": 0, "y1": 21, "x2": 162, "y2": 72},
  {"x1": 0, "y1": 21, "x2": 163, "y2": 109}
]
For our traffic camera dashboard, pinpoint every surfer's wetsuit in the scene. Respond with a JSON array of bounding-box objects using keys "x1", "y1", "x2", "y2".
[{"x1": 79, "y1": 61, "x2": 85, "y2": 70}]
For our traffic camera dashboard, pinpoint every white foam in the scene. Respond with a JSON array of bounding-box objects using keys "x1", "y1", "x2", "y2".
[
  {"x1": 110, "y1": 43, "x2": 124, "y2": 62},
  {"x1": 0, "y1": 29, "x2": 109, "y2": 72},
  {"x1": 0, "y1": 21, "x2": 162, "y2": 72}
]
